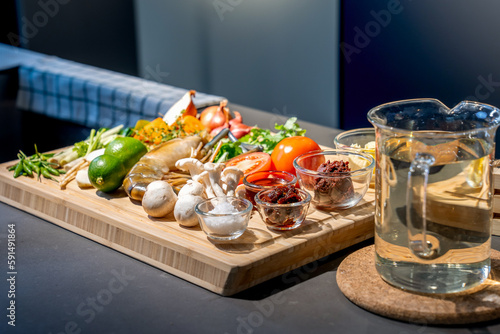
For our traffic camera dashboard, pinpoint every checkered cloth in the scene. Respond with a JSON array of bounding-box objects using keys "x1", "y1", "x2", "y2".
[{"x1": 16, "y1": 56, "x2": 225, "y2": 129}]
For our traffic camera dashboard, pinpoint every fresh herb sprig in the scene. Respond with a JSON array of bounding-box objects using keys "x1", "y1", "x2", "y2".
[{"x1": 215, "y1": 117, "x2": 306, "y2": 162}]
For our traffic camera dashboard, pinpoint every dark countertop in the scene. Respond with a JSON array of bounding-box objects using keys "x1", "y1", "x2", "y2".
[
  {"x1": 1, "y1": 201, "x2": 499, "y2": 334},
  {"x1": 1, "y1": 69, "x2": 500, "y2": 334}
]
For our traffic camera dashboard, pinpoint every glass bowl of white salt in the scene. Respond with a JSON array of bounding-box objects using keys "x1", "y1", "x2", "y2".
[{"x1": 195, "y1": 197, "x2": 253, "y2": 240}]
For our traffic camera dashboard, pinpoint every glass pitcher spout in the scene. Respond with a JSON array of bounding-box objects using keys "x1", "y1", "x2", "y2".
[{"x1": 368, "y1": 98, "x2": 500, "y2": 134}]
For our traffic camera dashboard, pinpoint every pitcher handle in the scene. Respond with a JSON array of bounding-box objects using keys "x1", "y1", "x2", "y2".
[{"x1": 407, "y1": 153, "x2": 438, "y2": 259}]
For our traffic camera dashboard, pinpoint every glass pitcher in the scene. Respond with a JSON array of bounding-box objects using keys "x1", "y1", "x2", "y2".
[{"x1": 367, "y1": 99, "x2": 500, "y2": 294}]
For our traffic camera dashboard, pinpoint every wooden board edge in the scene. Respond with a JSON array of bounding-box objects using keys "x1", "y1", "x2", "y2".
[
  {"x1": 220, "y1": 215, "x2": 375, "y2": 295},
  {"x1": 0, "y1": 187, "x2": 235, "y2": 294},
  {"x1": 493, "y1": 218, "x2": 500, "y2": 237}
]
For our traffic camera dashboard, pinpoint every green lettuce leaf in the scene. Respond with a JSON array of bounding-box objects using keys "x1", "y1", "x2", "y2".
[{"x1": 214, "y1": 117, "x2": 305, "y2": 162}]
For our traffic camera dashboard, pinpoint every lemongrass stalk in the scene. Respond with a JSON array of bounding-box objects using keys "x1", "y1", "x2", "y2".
[
  {"x1": 60, "y1": 151, "x2": 79, "y2": 166},
  {"x1": 101, "y1": 125, "x2": 123, "y2": 139},
  {"x1": 101, "y1": 134, "x2": 118, "y2": 146}
]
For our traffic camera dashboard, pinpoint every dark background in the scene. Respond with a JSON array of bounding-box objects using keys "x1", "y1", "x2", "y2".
[
  {"x1": 2, "y1": 0, "x2": 500, "y2": 138},
  {"x1": 341, "y1": 0, "x2": 500, "y2": 129}
]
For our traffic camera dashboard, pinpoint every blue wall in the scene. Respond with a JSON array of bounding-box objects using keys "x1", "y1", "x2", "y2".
[{"x1": 341, "y1": 0, "x2": 500, "y2": 130}]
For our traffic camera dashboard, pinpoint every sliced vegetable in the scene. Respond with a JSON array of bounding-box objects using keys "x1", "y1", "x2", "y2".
[{"x1": 225, "y1": 152, "x2": 272, "y2": 184}]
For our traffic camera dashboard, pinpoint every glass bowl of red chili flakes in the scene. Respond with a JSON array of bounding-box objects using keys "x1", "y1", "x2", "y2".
[
  {"x1": 293, "y1": 150, "x2": 374, "y2": 211},
  {"x1": 254, "y1": 185, "x2": 311, "y2": 231}
]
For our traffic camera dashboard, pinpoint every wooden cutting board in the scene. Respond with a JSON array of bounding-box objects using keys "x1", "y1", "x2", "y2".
[
  {"x1": 0, "y1": 159, "x2": 375, "y2": 296},
  {"x1": 424, "y1": 170, "x2": 500, "y2": 237},
  {"x1": 490, "y1": 168, "x2": 500, "y2": 235},
  {"x1": 424, "y1": 173, "x2": 490, "y2": 234}
]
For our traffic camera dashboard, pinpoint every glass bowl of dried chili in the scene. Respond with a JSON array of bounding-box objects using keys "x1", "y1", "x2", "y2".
[
  {"x1": 254, "y1": 185, "x2": 311, "y2": 231},
  {"x1": 242, "y1": 170, "x2": 297, "y2": 207},
  {"x1": 293, "y1": 150, "x2": 374, "y2": 211}
]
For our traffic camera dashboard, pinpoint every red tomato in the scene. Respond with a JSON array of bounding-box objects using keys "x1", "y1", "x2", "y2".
[
  {"x1": 226, "y1": 152, "x2": 272, "y2": 184},
  {"x1": 271, "y1": 136, "x2": 321, "y2": 174}
]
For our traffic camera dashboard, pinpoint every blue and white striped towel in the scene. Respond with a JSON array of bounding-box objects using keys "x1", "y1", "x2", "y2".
[{"x1": 16, "y1": 56, "x2": 225, "y2": 129}]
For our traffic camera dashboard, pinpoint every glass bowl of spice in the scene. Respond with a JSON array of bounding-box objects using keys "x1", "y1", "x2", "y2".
[
  {"x1": 195, "y1": 196, "x2": 252, "y2": 240},
  {"x1": 293, "y1": 150, "x2": 374, "y2": 211},
  {"x1": 334, "y1": 128, "x2": 376, "y2": 185},
  {"x1": 254, "y1": 185, "x2": 311, "y2": 231},
  {"x1": 334, "y1": 128, "x2": 376, "y2": 156},
  {"x1": 242, "y1": 170, "x2": 297, "y2": 206}
]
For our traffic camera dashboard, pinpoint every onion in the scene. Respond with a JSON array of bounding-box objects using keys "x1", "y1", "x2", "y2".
[
  {"x1": 210, "y1": 124, "x2": 229, "y2": 138},
  {"x1": 228, "y1": 111, "x2": 242, "y2": 127},
  {"x1": 230, "y1": 122, "x2": 252, "y2": 139},
  {"x1": 200, "y1": 100, "x2": 229, "y2": 131}
]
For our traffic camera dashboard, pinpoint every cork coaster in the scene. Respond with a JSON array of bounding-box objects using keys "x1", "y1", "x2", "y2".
[{"x1": 337, "y1": 245, "x2": 500, "y2": 325}]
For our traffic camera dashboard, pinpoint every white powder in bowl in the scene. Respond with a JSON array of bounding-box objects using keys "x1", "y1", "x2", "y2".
[{"x1": 204, "y1": 202, "x2": 247, "y2": 235}]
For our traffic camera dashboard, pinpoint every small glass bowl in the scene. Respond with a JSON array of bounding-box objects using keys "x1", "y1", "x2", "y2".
[
  {"x1": 293, "y1": 150, "x2": 374, "y2": 211},
  {"x1": 334, "y1": 128, "x2": 376, "y2": 185},
  {"x1": 242, "y1": 170, "x2": 297, "y2": 206},
  {"x1": 334, "y1": 128, "x2": 376, "y2": 154},
  {"x1": 195, "y1": 197, "x2": 252, "y2": 240},
  {"x1": 254, "y1": 188, "x2": 311, "y2": 231}
]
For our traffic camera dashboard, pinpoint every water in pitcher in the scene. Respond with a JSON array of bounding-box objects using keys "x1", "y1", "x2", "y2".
[{"x1": 375, "y1": 134, "x2": 492, "y2": 294}]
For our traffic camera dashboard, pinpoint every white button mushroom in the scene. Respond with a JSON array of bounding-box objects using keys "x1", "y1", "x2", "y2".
[
  {"x1": 142, "y1": 181, "x2": 177, "y2": 217},
  {"x1": 174, "y1": 194, "x2": 204, "y2": 227},
  {"x1": 178, "y1": 180, "x2": 205, "y2": 198}
]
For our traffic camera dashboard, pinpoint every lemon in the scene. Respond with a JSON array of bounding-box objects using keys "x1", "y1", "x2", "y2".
[
  {"x1": 466, "y1": 156, "x2": 485, "y2": 188},
  {"x1": 104, "y1": 137, "x2": 147, "y2": 170},
  {"x1": 134, "y1": 119, "x2": 150, "y2": 131},
  {"x1": 88, "y1": 155, "x2": 127, "y2": 193}
]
